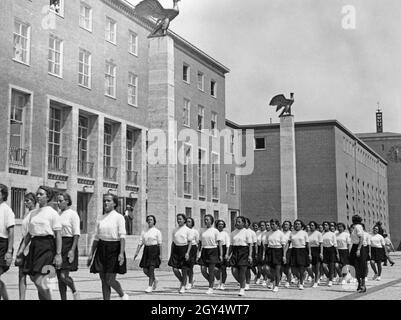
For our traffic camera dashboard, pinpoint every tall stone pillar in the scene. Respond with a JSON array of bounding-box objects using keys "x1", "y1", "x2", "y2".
[
  {"x1": 280, "y1": 115, "x2": 297, "y2": 222},
  {"x1": 147, "y1": 36, "x2": 176, "y2": 260}
]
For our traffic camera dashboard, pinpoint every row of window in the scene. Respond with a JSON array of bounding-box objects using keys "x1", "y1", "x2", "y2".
[
  {"x1": 184, "y1": 207, "x2": 220, "y2": 229},
  {"x1": 182, "y1": 100, "x2": 218, "y2": 134},
  {"x1": 182, "y1": 65, "x2": 217, "y2": 98}
]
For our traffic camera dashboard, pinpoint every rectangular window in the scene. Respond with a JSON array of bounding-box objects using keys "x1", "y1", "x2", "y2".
[
  {"x1": 13, "y1": 20, "x2": 30, "y2": 64},
  {"x1": 211, "y1": 112, "x2": 217, "y2": 136},
  {"x1": 183, "y1": 99, "x2": 190, "y2": 126},
  {"x1": 230, "y1": 174, "x2": 236, "y2": 194},
  {"x1": 254, "y1": 137, "x2": 266, "y2": 150},
  {"x1": 78, "y1": 115, "x2": 93, "y2": 178},
  {"x1": 105, "y1": 17, "x2": 117, "y2": 44},
  {"x1": 197, "y1": 71, "x2": 204, "y2": 91},
  {"x1": 129, "y1": 31, "x2": 138, "y2": 56},
  {"x1": 213, "y1": 210, "x2": 219, "y2": 222},
  {"x1": 128, "y1": 72, "x2": 138, "y2": 106},
  {"x1": 79, "y1": 3, "x2": 92, "y2": 31},
  {"x1": 198, "y1": 149, "x2": 206, "y2": 198},
  {"x1": 11, "y1": 188, "x2": 26, "y2": 220},
  {"x1": 183, "y1": 64, "x2": 190, "y2": 83},
  {"x1": 126, "y1": 130, "x2": 137, "y2": 185},
  {"x1": 200, "y1": 208, "x2": 206, "y2": 228},
  {"x1": 78, "y1": 49, "x2": 91, "y2": 88},
  {"x1": 49, "y1": 0, "x2": 64, "y2": 16},
  {"x1": 230, "y1": 133, "x2": 234, "y2": 154},
  {"x1": 211, "y1": 153, "x2": 219, "y2": 200},
  {"x1": 48, "y1": 35, "x2": 63, "y2": 77},
  {"x1": 183, "y1": 144, "x2": 192, "y2": 195},
  {"x1": 197, "y1": 105, "x2": 204, "y2": 131},
  {"x1": 105, "y1": 61, "x2": 116, "y2": 98},
  {"x1": 48, "y1": 106, "x2": 66, "y2": 173},
  {"x1": 210, "y1": 80, "x2": 217, "y2": 97},
  {"x1": 185, "y1": 207, "x2": 192, "y2": 218},
  {"x1": 104, "y1": 123, "x2": 116, "y2": 181}
]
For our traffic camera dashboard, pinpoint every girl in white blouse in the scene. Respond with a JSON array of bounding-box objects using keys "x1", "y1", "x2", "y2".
[
  {"x1": 245, "y1": 218, "x2": 257, "y2": 291},
  {"x1": 255, "y1": 221, "x2": 267, "y2": 286},
  {"x1": 197, "y1": 214, "x2": 222, "y2": 294},
  {"x1": 281, "y1": 220, "x2": 293, "y2": 288},
  {"x1": 307, "y1": 221, "x2": 323, "y2": 288},
  {"x1": 168, "y1": 214, "x2": 193, "y2": 294},
  {"x1": 285, "y1": 219, "x2": 311, "y2": 290},
  {"x1": 134, "y1": 215, "x2": 162, "y2": 293},
  {"x1": 228, "y1": 216, "x2": 253, "y2": 296},
  {"x1": 321, "y1": 221, "x2": 339, "y2": 287},
  {"x1": 369, "y1": 225, "x2": 386, "y2": 281},
  {"x1": 335, "y1": 223, "x2": 352, "y2": 285},
  {"x1": 0, "y1": 184, "x2": 15, "y2": 301},
  {"x1": 185, "y1": 217, "x2": 199, "y2": 290},
  {"x1": 214, "y1": 219, "x2": 230, "y2": 290},
  {"x1": 87, "y1": 193, "x2": 129, "y2": 300},
  {"x1": 56, "y1": 192, "x2": 80, "y2": 300},
  {"x1": 16, "y1": 186, "x2": 62, "y2": 300}
]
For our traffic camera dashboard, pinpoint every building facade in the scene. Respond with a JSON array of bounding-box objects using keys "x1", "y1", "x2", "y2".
[
  {"x1": 0, "y1": 0, "x2": 239, "y2": 260},
  {"x1": 227, "y1": 120, "x2": 389, "y2": 233}
]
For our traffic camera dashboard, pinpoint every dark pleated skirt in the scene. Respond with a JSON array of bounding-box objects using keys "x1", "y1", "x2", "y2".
[
  {"x1": 198, "y1": 247, "x2": 219, "y2": 266},
  {"x1": 168, "y1": 243, "x2": 189, "y2": 269},
  {"x1": 338, "y1": 249, "x2": 350, "y2": 265},
  {"x1": 60, "y1": 237, "x2": 79, "y2": 271},
  {"x1": 90, "y1": 240, "x2": 127, "y2": 274},
  {"x1": 370, "y1": 247, "x2": 385, "y2": 263},
  {"x1": 349, "y1": 244, "x2": 369, "y2": 279},
  {"x1": 323, "y1": 246, "x2": 337, "y2": 264},
  {"x1": 216, "y1": 245, "x2": 227, "y2": 268},
  {"x1": 187, "y1": 245, "x2": 198, "y2": 267},
  {"x1": 310, "y1": 246, "x2": 322, "y2": 265},
  {"x1": 23, "y1": 235, "x2": 56, "y2": 276},
  {"x1": 140, "y1": 245, "x2": 161, "y2": 268},
  {"x1": 229, "y1": 246, "x2": 250, "y2": 267},
  {"x1": 256, "y1": 245, "x2": 265, "y2": 265},
  {"x1": 290, "y1": 248, "x2": 310, "y2": 267},
  {"x1": 0, "y1": 238, "x2": 10, "y2": 273},
  {"x1": 267, "y1": 247, "x2": 284, "y2": 266}
]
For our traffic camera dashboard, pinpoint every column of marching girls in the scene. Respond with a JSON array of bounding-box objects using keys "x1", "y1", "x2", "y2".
[{"x1": 0, "y1": 182, "x2": 396, "y2": 299}]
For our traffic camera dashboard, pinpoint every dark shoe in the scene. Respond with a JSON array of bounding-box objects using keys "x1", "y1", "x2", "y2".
[
  {"x1": 359, "y1": 286, "x2": 366, "y2": 293},
  {"x1": 390, "y1": 262, "x2": 395, "y2": 267},
  {"x1": 383, "y1": 262, "x2": 388, "y2": 266}
]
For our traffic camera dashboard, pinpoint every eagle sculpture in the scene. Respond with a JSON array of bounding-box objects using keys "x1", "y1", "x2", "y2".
[
  {"x1": 269, "y1": 93, "x2": 295, "y2": 117},
  {"x1": 134, "y1": 0, "x2": 181, "y2": 38}
]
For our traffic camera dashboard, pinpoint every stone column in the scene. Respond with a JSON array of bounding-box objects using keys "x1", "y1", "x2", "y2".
[
  {"x1": 280, "y1": 115, "x2": 298, "y2": 222},
  {"x1": 147, "y1": 36, "x2": 176, "y2": 261},
  {"x1": 69, "y1": 106, "x2": 79, "y2": 208}
]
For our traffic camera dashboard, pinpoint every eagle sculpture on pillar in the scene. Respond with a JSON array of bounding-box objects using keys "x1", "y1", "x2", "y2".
[
  {"x1": 269, "y1": 93, "x2": 295, "y2": 117},
  {"x1": 134, "y1": 0, "x2": 181, "y2": 38}
]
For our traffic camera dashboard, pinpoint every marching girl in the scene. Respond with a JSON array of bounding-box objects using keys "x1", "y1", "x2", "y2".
[
  {"x1": 16, "y1": 186, "x2": 62, "y2": 300},
  {"x1": 281, "y1": 220, "x2": 293, "y2": 288},
  {"x1": 369, "y1": 225, "x2": 386, "y2": 281},
  {"x1": 286, "y1": 219, "x2": 311, "y2": 290},
  {"x1": 245, "y1": 218, "x2": 257, "y2": 290},
  {"x1": 0, "y1": 184, "x2": 15, "y2": 300},
  {"x1": 335, "y1": 223, "x2": 351, "y2": 284},
  {"x1": 255, "y1": 221, "x2": 268, "y2": 285},
  {"x1": 197, "y1": 214, "x2": 222, "y2": 294},
  {"x1": 322, "y1": 221, "x2": 339, "y2": 287},
  {"x1": 362, "y1": 224, "x2": 371, "y2": 281},
  {"x1": 214, "y1": 219, "x2": 230, "y2": 290},
  {"x1": 228, "y1": 216, "x2": 253, "y2": 296},
  {"x1": 134, "y1": 215, "x2": 162, "y2": 293},
  {"x1": 349, "y1": 215, "x2": 369, "y2": 293},
  {"x1": 168, "y1": 214, "x2": 193, "y2": 294},
  {"x1": 15, "y1": 192, "x2": 36, "y2": 300},
  {"x1": 307, "y1": 221, "x2": 323, "y2": 288},
  {"x1": 56, "y1": 192, "x2": 80, "y2": 300},
  {"x1": 264, "y1": 219, "x2": 286, "y2": 292},
  {"x1": 87, "y1": 193, "x2": 129, "y2": 300},
  {"x1": 383, "y1": 234, "x2": 395, "y2": 266},
  {"x1": 185, "y1": 217, "x2": 199, "y2": 290}
]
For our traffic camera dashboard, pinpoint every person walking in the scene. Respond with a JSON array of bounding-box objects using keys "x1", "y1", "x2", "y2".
[
  {"x1": 134, "y1": 215, "x2": 162, "y2": 293},
  {"x1": 307, "y1": 221, "x2": 323, "y2": 288},
  {"x1": 335, "y1": 222, "x2": 352, "y2": 285},
  {"x1": 383, "y1": 234, "x2": 395, "y2": 266},
  {"x1": 185, "y1": 217, "x2": 199, "y2": 290},
  {"x1": 255, "y1": 220, "x2": 268, "y2": 286},
  {"x1": 322, "y1": 221, "x2": 339, "y2": 287},
  {"x1": 281, "y1": 220, "x2": 293, "y2": 288},
  {"x1": 214, "y1": 219, "x2": 230, "y2": 290},
  {"x1": 369, "y1": 225, "x2": 386, "y2": 281},
  {"x1": 87, "y1": 193, "x2": 129, "y2": 300}
]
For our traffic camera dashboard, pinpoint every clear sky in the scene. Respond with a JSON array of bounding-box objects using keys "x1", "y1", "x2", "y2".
[{"x1": 128, "y1": 0, "x2": 401, "y2": 134}]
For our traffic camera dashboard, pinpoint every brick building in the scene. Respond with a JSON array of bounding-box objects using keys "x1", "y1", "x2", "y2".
[
  {"x1": 0, "y1": 0, "x2": 239, "y2": 260},
  {"x1": 227, "y1": 119, "x2": 389, "y2": 233}
]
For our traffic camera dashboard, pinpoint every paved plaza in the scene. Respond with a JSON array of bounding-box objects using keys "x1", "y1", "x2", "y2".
[{"x1": 2, "y1": 252, "x2": 401, "y2": 301}]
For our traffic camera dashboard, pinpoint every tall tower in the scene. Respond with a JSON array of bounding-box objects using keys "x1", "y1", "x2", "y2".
[{"x1": 376, "y1": 106, "x2": 383, "y2": 133}]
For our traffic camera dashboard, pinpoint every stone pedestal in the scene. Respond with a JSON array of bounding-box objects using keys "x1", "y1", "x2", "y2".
[
  {"x1": 147, "y1": 36, "x2": 176, "y2": 260},
  {"x1": 280, "y1": 115, "x2": 298, "y2": 222}
]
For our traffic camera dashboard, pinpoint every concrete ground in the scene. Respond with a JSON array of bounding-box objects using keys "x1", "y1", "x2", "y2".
[{"x1": 1, "y1": 252, "x2": 400, "y2": 300}]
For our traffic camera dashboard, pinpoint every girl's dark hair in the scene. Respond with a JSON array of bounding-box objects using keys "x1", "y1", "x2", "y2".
[
  {"x1": 59, "y1": 192, "x2": 72, "y2": 206},
  {"x1": 177, "y1": 214, "x2": 187, "y2": 222},
  {"x1": 104, "y1": 193, "x2": 119, "y2": 209},
  {"x1": 361, "y1": 223, "x2": 366, "y2": 231},
  {"x1": 24, "y1": 192, "x2": 37, "y2": 205},
  {"x1": 337, "y1": 222, "x2": 346, "y2": 230},
  {"x1": 39, "y1": 185, "x2": 55, "y2": 202},
  {"x1": 204, "y1": 214, "x2": 214, "y2": 224},
  {"x1": 215, "y1": 219, "x2": 226, "y2": 228},
  {"x1": 146, "y1": 215, "x2": 157, "y2": 225},
  {"x1": 352, "y1": 214, "x2": 362, "y2": 224},
  {"x1": 244, "y1": 217, "x2": 251, "y2": 227},
  {"x1": 282, "y1": 220, "x2": 292, "y2": 229},
  {"x1": 322, "y1": 221, "x2": 330, "y2": 227},
  {"x1": 309, "y1": 221, "x2": 318, "y2": 229},
  {"x1": 293, "y1": 219, "x2": 305, "y2": 229},
  {"x1": 186, "y1": 217, "x2": 195, "y2": 228},
  {"x1": 330, "y1": 221, "x2": 337, "y2": 228},
  {"x1": 258, "y1": 221, "x2": 266, "y2": 228},
  {"x1": 0, "y1": 184, "x2": 8, "y2": 202},
  {"x1": 269, "y1": 219, "x2": 280, "y2": 227},
  {"x1": 236, "y1": 216, "x2": 246, "y2": 226}
]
